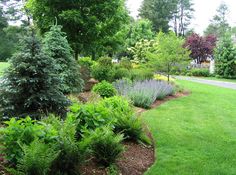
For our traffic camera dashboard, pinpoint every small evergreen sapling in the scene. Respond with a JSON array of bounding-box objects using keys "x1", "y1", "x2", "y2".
[
  {"x1": 43, "y1": 25, "x2": 84, "y2": 94},
  {"x1": 0, "y1": 30, "x2": 69, "y2": 119}
]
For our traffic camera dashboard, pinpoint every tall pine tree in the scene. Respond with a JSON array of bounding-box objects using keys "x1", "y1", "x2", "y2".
[
  {"x1": 0, "y1": 29, "x2": 69, "y2": 119},
  {"x1": 43, "y1": 25, "x2": 84, "y2": 94}
]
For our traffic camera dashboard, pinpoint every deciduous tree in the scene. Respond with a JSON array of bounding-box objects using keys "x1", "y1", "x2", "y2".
[
  {"x1": 184, "y1": 33, "x2": 217, "y2": 64},
  {"x1": 26, "y1": 0, "x2": 129, "y2": 59}
]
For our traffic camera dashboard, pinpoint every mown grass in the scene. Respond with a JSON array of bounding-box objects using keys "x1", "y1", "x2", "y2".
[
  {"x1": 143, "y1": 80, "x2": 236, "y2": 175},
  {"x1": 0, "y1": 62, "x2": 9, "y2": 76}
]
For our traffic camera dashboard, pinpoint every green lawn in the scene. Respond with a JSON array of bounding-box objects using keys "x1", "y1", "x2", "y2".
[
  {"x1": 0, "y1": 62, "x2": 10, "y2": 76},
  {"x1": 143, "y1": 80, "x2": 236, "y2": 175}
]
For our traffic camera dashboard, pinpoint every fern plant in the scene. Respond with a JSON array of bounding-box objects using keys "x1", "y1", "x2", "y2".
[
  {"x1": 8, "y1": 140, "x2": 59, "y2": 175},
  {"x1": 90, "y1": 127, "x2": 124, "y2": 167}
]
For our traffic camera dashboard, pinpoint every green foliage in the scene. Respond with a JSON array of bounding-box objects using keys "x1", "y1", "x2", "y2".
[
  {"x1": 49, "y1": 115, "x2": 84, "y2": 175},
  {"x1": 130, "y1": 68, "x2": 154, "y2": 81},
  {"x1": 100, "y1": 96, "x2": 151, "y2": 144},
  {"x1": 69, "y1": 102, "x2": 115, "y2": 138},
  {"x1": 204, "y1": 2, "x2": 230, "y2": 38},
  {"x1": 111, "y1": 67, "x2": 131, "y2": 80},
  {"x1": 114, "y1": 115, "x2": 151, "y2": 145},
  {"x1": 92, "y1": 57, "x2": 113, "y2": 82},
  {"x1": 100, "y1": 96, "x2": 133, "y2": 116},
  {"x1": 78, "y1": 57, "x2": 95, "y2": 83},
  {"x1": 0, "y1": 62, "x2": 9, "y2": 76},
  {"x1": 215, "y1": 33, "x2": 236, "y2": 78},
  {"x1": 89, "y1": 127, "x2": 124, "y2": 167},
  {"x1": 139, "y1": 0, "x2": 178, "y2": 32},
  {"x1": 128, "y1": 39, "x2": 155, "y2": 63},
  {"x1": 119, "y1": 57, "x2": 132, "y2": 69},
  {"x1": 126, "y1": 19, "x2": 154, "y2": 47},
  {"x1": 9, "y1": 140, "x2": 58, "y2": 175},
  {"x1": 148, "y1": 31, "x2": 190, "y2": 81},
  {"x1": 92, "y1": 81, "x2": 117, "y2": 98},
  {"x1": 0, "y1": 30, "x2": 69, "y2": 119},
  {"x1": 26, "y1": 0, "x2": 129, "y2": 59},
  {"x1": 43, "y1": 25, "x2": 84, "y2": 94},
  {"x1": 190, "y1": 68, "x2": 210, "y2": 77},
  {"x1": 0, "y1": 117, "x2": 44, "y2": 165}
]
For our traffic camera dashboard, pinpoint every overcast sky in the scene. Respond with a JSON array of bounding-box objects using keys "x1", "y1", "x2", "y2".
[{"x1": 126, "y1": 0, "x2": 236, "y2": 34}]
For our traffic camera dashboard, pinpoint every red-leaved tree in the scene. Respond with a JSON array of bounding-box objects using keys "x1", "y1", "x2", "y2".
[{"x1": 184, "y1": 33, "x2": 217, "y2": 64}]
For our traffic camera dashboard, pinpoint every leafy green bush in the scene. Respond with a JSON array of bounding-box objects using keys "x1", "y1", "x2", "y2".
[
  {"x1": 130, "y1": 68, "x2": 154, "y2": 81},
  {"x1": 119, "y1": 57, "x2": 132, "y2": 69},
  {"x1": 89, "y1": 127, "x2": 124, "y2": 167},
  {"x1": 92, "y1": 57, "x2": 113, "y2": 82},
  {"x1": 111, "y1": 67, "x2": 131, "y2": 80},
  {"x1": 0, "y1": 117, "x2": 44, "y2": 165},
  {"x1": 100, "y1": 96, "x2": 133, "y2": 116},
  {"x1": 9, "y1": 140, "x2": 59, "y2": 175},
  {"x1": 92, "y1": 81, "x2": 117, "y2": 98},
  {"x1": 69, "y1": 103, "x2": 115, "y2": 138},
  {"x1": 190, "y1": 68, "x2": 210, "y2": 77}
]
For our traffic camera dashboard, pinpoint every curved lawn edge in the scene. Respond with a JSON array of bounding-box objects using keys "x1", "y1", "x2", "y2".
[{"x1": 142, "y1": 81, "x2": 236, "y2": 175}]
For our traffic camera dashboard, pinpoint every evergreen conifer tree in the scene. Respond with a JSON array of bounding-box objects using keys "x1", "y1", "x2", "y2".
[
  {"x1": 215, "y1": 33, "x2": 236, "y2": 78},
  {"x1": 0, "y1": 29, "x2": 69, "y2": 119},
  {"x1": 43, "y1": 25, "x2": 84, "y2": 94}
]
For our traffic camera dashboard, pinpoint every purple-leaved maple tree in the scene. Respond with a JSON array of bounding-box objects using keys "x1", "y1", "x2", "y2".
[{"x1": 184, "y1": 33, "x2": 217, "y2": 64}]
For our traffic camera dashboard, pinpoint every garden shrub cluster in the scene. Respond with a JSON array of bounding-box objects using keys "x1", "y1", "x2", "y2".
[
  {"x1": 114, "y1": 79, "x2": 175, "y2": 109},
  {"x1": 92, "y1": 81, "x2": 117, "y2": 98},
  {"x1": 189, "y1": 68, "x2": 210, "y2": 77},
  {"x1": 0, "y1": 96, "x2": 150, "y2": 174}
]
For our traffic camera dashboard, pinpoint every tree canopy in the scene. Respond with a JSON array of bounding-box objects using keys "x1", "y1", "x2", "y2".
[{"x1": 26, "y1": 0, "x2": 129, "y2": 59}]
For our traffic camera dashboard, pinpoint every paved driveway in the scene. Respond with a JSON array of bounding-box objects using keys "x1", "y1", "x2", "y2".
[{"x1": 176, "y1": 76, "x2": 236, "y2": 90}]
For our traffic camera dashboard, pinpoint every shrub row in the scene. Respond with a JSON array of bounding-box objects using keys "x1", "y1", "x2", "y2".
[{"x1": 91, "y1": 57, "x2": 154, "y2": 82}]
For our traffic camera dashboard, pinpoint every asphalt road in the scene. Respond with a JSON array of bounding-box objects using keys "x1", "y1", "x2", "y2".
[{"x1": 176, "y1": 76, "x2": 236, "y2": 90}]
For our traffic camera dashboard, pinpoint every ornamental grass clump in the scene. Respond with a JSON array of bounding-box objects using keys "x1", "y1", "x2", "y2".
[{"x1": 113, "y1": 79, "x2": 174, "y2": 108}]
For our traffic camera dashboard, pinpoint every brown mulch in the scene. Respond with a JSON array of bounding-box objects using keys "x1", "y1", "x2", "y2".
[
  {"x1": 135, "y1": 91, "x2": 190, "y2": 115},
  {"x1": 80, "y1": 141, "x2": 155, "y2": 175}
]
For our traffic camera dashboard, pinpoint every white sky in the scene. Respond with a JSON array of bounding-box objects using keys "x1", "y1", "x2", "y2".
[{"x1": 126, "y1": 0, "x2": 236, "y2": 34}]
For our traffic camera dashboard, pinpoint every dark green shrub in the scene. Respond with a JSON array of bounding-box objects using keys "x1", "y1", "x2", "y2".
[
  {"x1": 98, "y1": 57, "x2": 113, "y2": 67},
  {"x1": 8, "y1": 140, "x2": 59, "y2": 175},
  {"x1": 90, "y1": 127, "x2": 124, "y2": 167},
  {"x1": 92, "y1": 57, "x2": 113, "y2": 82},
  {"x1": 130, "y1": 68, "x2": 154, "y2": 81},
  {"x1": 92, "y1": 81, "x2": 117, "y2": 98},
  {"x1": 0, "y1": 30, "x2": 69, "y2": 119},
  {"x1": 69, "y1": 103, "x2": 115, "y2": 138},
  {"x1": 43, "y1": 25, "x2": 84, "y2": 94},
  {"x1": 190, "y1": 68, "x2": 210, "y2": 77}
]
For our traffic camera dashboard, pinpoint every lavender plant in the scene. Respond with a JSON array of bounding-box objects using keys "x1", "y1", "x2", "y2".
[{"x1": 113, "y1": 79, "x2": 175, "y2": 108}]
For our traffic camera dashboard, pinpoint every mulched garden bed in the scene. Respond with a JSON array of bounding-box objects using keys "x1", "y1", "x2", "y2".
[{"x1": 80, "y1": 141, "x2": 155, "y2": 175}]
